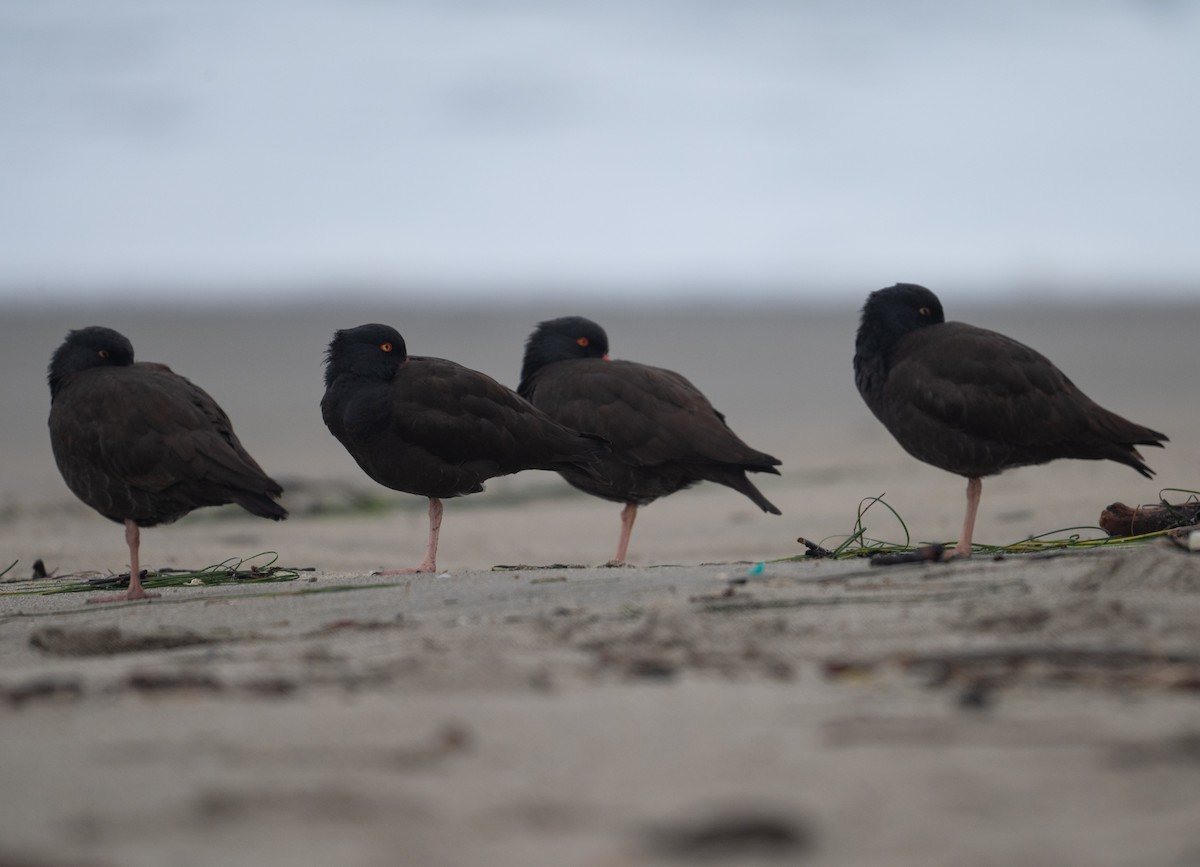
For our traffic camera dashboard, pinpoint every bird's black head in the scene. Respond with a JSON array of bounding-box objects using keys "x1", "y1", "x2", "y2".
[
  {"x1": 48, "y1": 326, "x2": 135, "y2": 399},
  {"x1": 324, "y1": 323, "x2": 408, "y2": 387},
  {"x1": 519, "y1": 316, "x2": 609, "y2": 390},
  {"x1": 856, "y1": 284, "x2": 945, "y2": 358}
]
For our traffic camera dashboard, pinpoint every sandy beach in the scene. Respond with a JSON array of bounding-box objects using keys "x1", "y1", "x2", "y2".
[{"x1": 2, "y1": 298, "x2": 1199, "y2": 866}]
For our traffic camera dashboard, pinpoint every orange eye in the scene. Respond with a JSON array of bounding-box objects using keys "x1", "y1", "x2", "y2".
[
  {"x1": 576, "y1": 337, "x2": 589, "y2": 347},
  {"x1": 380, "y1": 342, "x2": 393, "y2": 353},
  {"x1": 98, "y1": 349, "x2": 110, "y2": 359},
  {"x1": 918, "y1": 307, "x2": 931, "y2": 316}
]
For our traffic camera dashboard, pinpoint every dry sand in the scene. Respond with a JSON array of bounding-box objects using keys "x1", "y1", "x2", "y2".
[{"x1": 1, "y1": 299, "x2": 1199, "y2": 866}]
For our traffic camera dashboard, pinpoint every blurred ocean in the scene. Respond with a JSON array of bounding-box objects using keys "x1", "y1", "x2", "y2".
[{"x1": 2, "y1": 0, "x2": 1198, "y2": 303}]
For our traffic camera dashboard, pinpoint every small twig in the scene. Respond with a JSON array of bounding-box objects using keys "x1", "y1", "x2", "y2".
[{"x1": 795, "y1": 538, "x2": 833, "y2": 558}]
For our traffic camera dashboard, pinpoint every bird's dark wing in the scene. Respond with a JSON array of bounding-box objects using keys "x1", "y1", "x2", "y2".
[
  {"x1": 49, "y1": 363, "x2": 284, "y2": 521},
  {"x1": 121, "y1": 365, "x2": 279, "y2": 493},
  {"x1": 388, "y1": 357, "x2": 594, "y2": 469},
  {"x1": 882, "y1": 323, "x2": 1164, "y2": 475},
  {"x1": 531, "y1": 360, "x2": 778, "y2": 470}
]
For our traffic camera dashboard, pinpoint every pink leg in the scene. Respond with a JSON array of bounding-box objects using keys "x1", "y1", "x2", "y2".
[
  {"x1": 377, "y1": 497, "x2": 443, "y2": 575},
  {"x1": 89, "y1": 519, "x2": 160, "y2": 603},
  {"x1": 948, "y1": 477, "x2": 982, "y2": 559},
  {"x1": 612, "y1": 502, "x2": 638, "y2": 563}
]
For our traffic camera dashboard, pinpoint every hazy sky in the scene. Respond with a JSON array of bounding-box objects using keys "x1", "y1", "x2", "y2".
[{"x1": 3, "y1": 0, "x2": 1198, "y2": 302}]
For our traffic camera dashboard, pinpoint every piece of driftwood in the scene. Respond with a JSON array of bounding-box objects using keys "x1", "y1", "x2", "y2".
[{"x1": 1100, "y1": 501, "x2": 1200, "y2": 536}]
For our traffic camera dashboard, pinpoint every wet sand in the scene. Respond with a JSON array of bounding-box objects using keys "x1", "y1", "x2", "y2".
[{"x1": 1, "y1": 299, "x2": 1199, "y2": 866}]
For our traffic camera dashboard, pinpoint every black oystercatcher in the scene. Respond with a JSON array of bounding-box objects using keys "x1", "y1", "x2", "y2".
[
  {"x1": 321, "y1": 323, "x2": 608, "y2": 573},
  {"x1": 853, "y1": 283, "x2": 1168, "y2": 558},
  {"x1": 518, "y1": 316, "x2": 782, "y2": 563},
  {"x1": 48, "y1": 327, "x2": 288, "y2": 602}
]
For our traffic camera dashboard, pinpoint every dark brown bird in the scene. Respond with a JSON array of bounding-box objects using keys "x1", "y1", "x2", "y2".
[
  {"x1": 320, "y1": 323, "x2": 608, "y2": 573},
  {"x1": 853, "y1": 283, "x2": 1168, "y2": 558},
  {"x1": 518, "y1": 316, "x2": 781, "y2": 563},
  {"x1": 48, "y1": 327, "x2": 288, "y2": 601}
]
